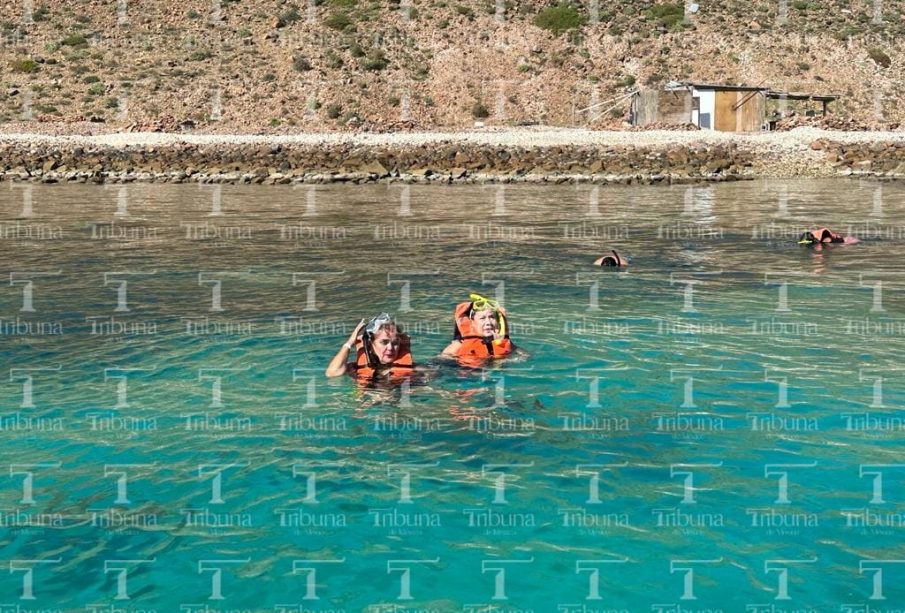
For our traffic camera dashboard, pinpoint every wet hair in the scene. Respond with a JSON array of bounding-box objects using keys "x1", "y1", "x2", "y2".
[{"x1": 600, "y1": 256, "x2": 618, "y2": 267}]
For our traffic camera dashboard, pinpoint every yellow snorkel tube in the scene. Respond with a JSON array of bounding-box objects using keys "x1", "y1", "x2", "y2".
[{"x1": 469, "y1": 293, "x2": 507, "y2": 338}]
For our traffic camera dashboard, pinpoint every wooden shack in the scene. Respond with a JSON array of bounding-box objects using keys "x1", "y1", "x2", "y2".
[{"x1": 631, "y1": 82, "x2": 838, "y2": 132}]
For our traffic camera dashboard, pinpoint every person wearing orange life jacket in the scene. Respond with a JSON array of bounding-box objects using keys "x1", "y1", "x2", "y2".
[
  {"x1": 593, "y1": 249, "x2": 629, "y2": 267},
  {"x1": 798, "y1": 228, "x2": 860, "y2": 246},
  {"x1": 325, "y1": 313, "x2": 415, "y2": 383},
  {"x1": 442, "y1": 293, "x2": 514, "y2": 363}
]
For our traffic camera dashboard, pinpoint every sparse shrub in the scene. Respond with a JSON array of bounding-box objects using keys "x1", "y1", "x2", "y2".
[
  {"x1": 325, "y1": 51, "x2": 344, "y2": 68},
  {"x1": 105, "y1": 97, "x2": 119, "y2": 109},
  {"x1": 455, "y1": 4, "x2": 475, "y2": 18},
  {"x1": 277, "y1": 6, "x2": 302, "y2": 26},
  {"x1": 187, "y1": 9, "x2": 200, "y2": 18},
  {"x1": 517, "y1": 63, "x2": 530, "y2": 73},
  {"x1": 331, "y1": 0, "x2": 357, "y2": 8},
  {"x1": 832, "y1": 25, "x2": 858, "y2": 41},
  {"x1": 644, "y1": 3, "x2": 684, "y2": 29},
  {"x1": 361, "y1": 50, "x2": 388, "y2": 70},
  {"x1": 471, "y1": 101, "x2": 490, "y2": 118},
  {"x1": 33, "y1": 6, "x2": 49, "y2": 21},
  {"x1": 388, "y1": 95, "x2": 400, "y2": 106},
  {"x1": 324, "y1": 11, "x2": 353, "y2": 30},
  {"x1": 293, "y1": 55, "x2": 313, "y2": 71},
  {"x1": 796, "y1": 61, "x2": 811, "y2": 71},
  {"x1": 438, "y1": 18, "x2": 450, "y2": 28},
  {"x1": 61, "y1": 34, "x2": 89, "y2": 47},
  {"x1": 326, "y1": 103, "x2": 342, "y2": 119},
  {"x1": 534, "y1": 4, "x2": 586, "y2": 35},
  {"x1": 617, "y1": 74, "x2": 636, "y2": 87},
  {"x1": 83, "y1": 75, "x2": 100, "y2": 83},
  {"x1": 10, "y1": 58, "x2": 39, "y2": 73},
  {"x1": 868, "y1": 47, "x2": 891, "y2": 68},
  {"x1": 88, "y1": 82, "x2": 105, "y2": 96},
  {"x1": 189, "y1": 49, "x2": 212, "y2": 61},
  {"x1": 237, "y1": 27, "x2": 252, "y2": 37},
  {"x1": 411, "y1": 63, "x2": 429, "y2": 80},
  {"x1": 350, "y1": 42, "x2": 365, "y2": 57}
]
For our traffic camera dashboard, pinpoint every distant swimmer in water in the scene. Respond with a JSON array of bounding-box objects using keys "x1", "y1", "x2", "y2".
[
  {"x1": 442, "y1": 293, "x2": 515, "y2": 366},
  {"x1": 593, "y1": 249, "x2": 629, "y2": 267},
  {"x1": 325, "y1": 313, "x2": 415, "y2": 385},
  {"x1": 798, "y1": 228, "x2": 860, "y2": 246}
]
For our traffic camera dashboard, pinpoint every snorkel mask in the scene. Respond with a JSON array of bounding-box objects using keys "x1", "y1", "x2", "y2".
[
  {"x1": 469, "y1": 293, "x2": 507, "y2": 338},
  {"x1": 362, "y1": 312, "x2": 395, "y2": 338}
]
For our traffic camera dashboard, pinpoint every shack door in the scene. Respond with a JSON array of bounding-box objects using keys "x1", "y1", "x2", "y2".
[{"x1": 714, "y1": 91, "x2": 737, "y2": 131}]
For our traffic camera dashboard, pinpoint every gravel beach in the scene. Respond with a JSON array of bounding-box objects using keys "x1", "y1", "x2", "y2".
[
  {"x1": 2, "y1": 127, "x2": 905, "y2": 183},
  {"x1": 3, "y1": 125, "x2": 905, "y2": 147}
]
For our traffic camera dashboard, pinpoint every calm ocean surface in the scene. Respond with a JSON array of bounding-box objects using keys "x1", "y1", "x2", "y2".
[{"x1": 1, "y1": 179, "x2": 904, "y2": 613}]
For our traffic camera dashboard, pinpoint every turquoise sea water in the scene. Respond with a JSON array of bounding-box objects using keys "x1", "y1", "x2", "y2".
[{"x1": 1, "y1": 180, "x2": 904, "y2": 613}]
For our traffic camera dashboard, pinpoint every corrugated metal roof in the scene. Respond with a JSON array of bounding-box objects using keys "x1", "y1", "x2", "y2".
[
  {"x1": 765, "y1": 90, "x2": 839, "y2": 101},
  {"x1": 665, "y1": 82, "x2": 839, "y2": 101},
  {"x1": 683, "y1": 82, "x2": 768, "y2": 91}
]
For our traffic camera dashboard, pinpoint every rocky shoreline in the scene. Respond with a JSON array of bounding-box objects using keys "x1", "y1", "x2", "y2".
[{"x1": 1, "y1": 129, "x2": 904, "y2": 185}]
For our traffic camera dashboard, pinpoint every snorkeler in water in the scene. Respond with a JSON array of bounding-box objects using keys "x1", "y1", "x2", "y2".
[
  {"x1": 325, "y1": 313, "x2": 415, "y2": 384},
  {"x1": 798, "y1": 228, "x2": 859, "y2": 246},
  {"x1": 442, "y1": 293, "x2": 514, "y2": 364},
  {"x1": 593, "y1": 249, "x2": 629, "y2": 267}
]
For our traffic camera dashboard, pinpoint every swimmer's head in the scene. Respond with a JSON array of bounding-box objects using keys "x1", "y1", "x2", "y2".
[
  {"x1": 798, "y1": 231, "x2": 817, "y2": 245},
  {"x1": 594, "y1": 250, "x2": 628, "y2": 267},
  {"x1": 467, "y1": 294, "x2": 505, "y2": 338},
  {"x1": 361, "y1": 313, "x2": 403, "y2": 364}
]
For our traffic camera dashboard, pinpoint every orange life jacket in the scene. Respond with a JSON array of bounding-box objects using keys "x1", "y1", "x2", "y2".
[
  {"x1": 453, "y1": 301, "x2": 513, "y2": 361},
  {"x1": 352, "y1": 333, "x2": 415, "y2": 383}
]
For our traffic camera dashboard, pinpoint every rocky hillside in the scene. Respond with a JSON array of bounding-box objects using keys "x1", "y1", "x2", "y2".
[{"x1": 1, "y1": 0, "x2": 903, "y2": 132}]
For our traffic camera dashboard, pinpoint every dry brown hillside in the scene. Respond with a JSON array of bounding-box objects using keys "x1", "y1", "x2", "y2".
[{"x1": 1, "y1": 0, "x2": 904, "y2": 132}]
